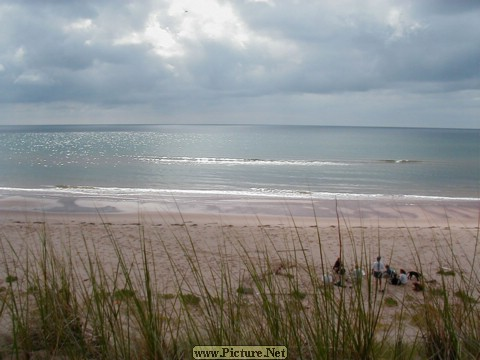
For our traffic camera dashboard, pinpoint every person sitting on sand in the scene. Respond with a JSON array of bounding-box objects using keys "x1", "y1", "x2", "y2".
[
  {"x1": 323, "y1": 273, "x2": 333, "y2": 284},
  {"x1": 399, "y1": 269, "x2": 408, "y2": 285},
  {"x1": 372, "y1": 256, "x2": 386, "y2": 289},
  {"x1": 335, "y1": 268, "x2": 346, "y2": 287},
  {"x1": 390, "y1": 272, "x2": 401, "y2": 285},
  {"x1": 384, "y1": 264, "x2": 396, "y2": 279},
  {"x1": 333, "y1": 257, "x2": 342, "y2": 274},
  {"x1": 351, "y1": 264, "x2": 364, "y2": 284}
]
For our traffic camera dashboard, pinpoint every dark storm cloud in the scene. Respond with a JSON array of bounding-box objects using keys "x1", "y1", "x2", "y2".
[{"x1": 0, "y1": 0, "x2": 478, "y2": 127}]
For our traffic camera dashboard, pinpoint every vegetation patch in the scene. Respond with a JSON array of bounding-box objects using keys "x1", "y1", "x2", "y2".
[
  {"x1": 437, "y1": 268, "x2": 455, "y2": 276},
  {"x1": 237, "y1": 286, "x2": 254, "y2": 295},
  {"x1": 428, "y1": 288, "x2": 447, "y2": 297},
  {"x1": 384, "y1": 296, "x2": 399, "y2": 307},
  {"x1": 290, "y1": 289, "x2": 307, "y2": 301},
  {"x1": 5, "y1": 275, "x2": 18, "y2": 284},
  {"x1": 113, "y1": 288, "x2": 136, "y2": 301},
  {"x1": 454, "y1": 290, "x2": 477, "y2": 304},
  {"x1": 180, "y1": 293, "x2": 201, "y2": 306},
  {"x1": 159, "y1": 293, "x2": 176, "y2": 300}
]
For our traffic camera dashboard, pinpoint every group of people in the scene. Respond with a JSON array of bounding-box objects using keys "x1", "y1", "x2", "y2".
[
  {"x1": 330, "y1": 256, "x2": 413, "y2": 289},
  {"x1": 331, "y1": 257, "x2": 364, "y2": 287},
  {"x1": 372, "y1": 256, "x2": 409, "y2": 287}
]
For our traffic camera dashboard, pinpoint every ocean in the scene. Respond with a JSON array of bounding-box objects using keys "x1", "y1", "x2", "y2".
[{"x1": 0, "y1": 124, "x2": 478, "y2": 202}]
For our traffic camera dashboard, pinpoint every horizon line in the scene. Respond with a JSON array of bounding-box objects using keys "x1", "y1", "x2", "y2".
[{"x1": 0, "y1": 123, "x2": 479, "y2": 131}]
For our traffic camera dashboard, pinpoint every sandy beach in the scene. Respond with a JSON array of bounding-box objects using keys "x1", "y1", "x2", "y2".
[
  {"x1": 1, "y1": 195, "x2": 478, "y2": 287},
  {"x1": 0, "y1": 194, "x2": 479, "y2": 357}
]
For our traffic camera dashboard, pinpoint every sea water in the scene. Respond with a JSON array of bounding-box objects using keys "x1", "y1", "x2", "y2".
[{"x1": 0, "y1": 124, "x2": 478, "y2": 201}]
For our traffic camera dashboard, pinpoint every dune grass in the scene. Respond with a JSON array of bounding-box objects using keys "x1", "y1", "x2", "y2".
[{"x1": 0, "y1": 213, "x2": 478, "y2": 359}]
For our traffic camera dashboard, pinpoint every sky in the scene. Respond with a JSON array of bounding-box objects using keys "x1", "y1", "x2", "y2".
[{"x1": 0, "y1": 0, "x2": 479, "y2": 128}]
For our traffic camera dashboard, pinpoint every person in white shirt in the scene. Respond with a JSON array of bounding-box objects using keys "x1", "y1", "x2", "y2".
[
  {"x1": 372, "y1": 256, "x2": 386, "y2": 290},
  {"x1": 399, "y1": 269, "x2": 408, "y2": 285},
  {"x1": 351, "y1": 264, "x2": 364, "y2": 285}
]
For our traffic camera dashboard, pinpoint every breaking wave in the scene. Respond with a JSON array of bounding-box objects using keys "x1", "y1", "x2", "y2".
[
  {"x1": 136, "y1": 156, "x2": 350, "y2": 166},
  {"x1": 0, "y1": 186, "x2": 477, "y2": 202},
  {"x1": 136, "y1": 156, "x2": 424, "y2": 166}
]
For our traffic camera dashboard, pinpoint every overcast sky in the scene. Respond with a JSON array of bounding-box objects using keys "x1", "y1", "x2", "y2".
[{"x1": 0, "y1": 0, "x2": 479, "y2": 128}]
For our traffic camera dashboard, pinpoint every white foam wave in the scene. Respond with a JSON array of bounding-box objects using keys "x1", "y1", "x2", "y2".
[
  {"x1": 137, "y1": 156, "x2": 349, "y2": 166},
  {"x1": 0, "y1": 186, "x2": 478, "y2": 202},
  {"x1": 379, "y1": 159, "x2": 422, "y2": 164}
]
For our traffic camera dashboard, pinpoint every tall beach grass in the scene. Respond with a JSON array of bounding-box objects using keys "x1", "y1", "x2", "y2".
[{"x1": 0, "y1": 210, "x2": 478, "y2": 359}]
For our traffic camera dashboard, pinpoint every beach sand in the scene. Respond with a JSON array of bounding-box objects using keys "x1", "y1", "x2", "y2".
[
  {"x1": 0, "y1": 195, "x2": 479, "y2": 347},
  {"x1": 0, "y1": 195, "x2": 478, "y2": 285}
]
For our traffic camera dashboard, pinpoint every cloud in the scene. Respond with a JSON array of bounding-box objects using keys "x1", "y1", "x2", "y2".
[{"x1": 0, "y1": 0, "x2": 478, "y2": 127}]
